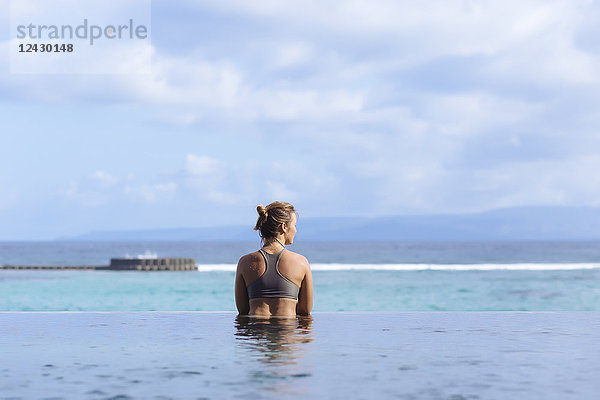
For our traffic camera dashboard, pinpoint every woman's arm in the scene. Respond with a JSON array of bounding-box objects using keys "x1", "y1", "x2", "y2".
[
  {"x1": 296, "y1": 257, "x2": 313, "y2": 316},
  {"x1": 235, "y1": 261, "x2": 249, "y2": 315}
]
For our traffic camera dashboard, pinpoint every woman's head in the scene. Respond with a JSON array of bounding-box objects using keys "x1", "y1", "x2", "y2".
[{"x1": 254, "y1": 201, "x2": 297, "y2": 244}]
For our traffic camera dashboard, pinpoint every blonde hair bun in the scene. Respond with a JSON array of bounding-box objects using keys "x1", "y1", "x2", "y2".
[{"x1": 256, "y1": 205, "x2": 267, "y2": 217}]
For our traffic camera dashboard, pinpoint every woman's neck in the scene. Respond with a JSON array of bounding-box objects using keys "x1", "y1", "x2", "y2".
[{"x1": 262, "y1": 237, "x2": 285, "y2": 252}]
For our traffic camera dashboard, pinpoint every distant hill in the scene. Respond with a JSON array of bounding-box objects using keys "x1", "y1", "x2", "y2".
[{"x1": 61, "y1": 206, "x2": 600, "y2": 241}]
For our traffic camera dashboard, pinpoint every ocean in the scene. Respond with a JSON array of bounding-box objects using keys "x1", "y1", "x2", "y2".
[{"x1": 1, "y1": 241, "x2": 599, "y2": 311}]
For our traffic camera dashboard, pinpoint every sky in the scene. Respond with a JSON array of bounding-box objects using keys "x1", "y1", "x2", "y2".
[{"x1": 1, "y1": 0, "x2": 600, "y2": 240}]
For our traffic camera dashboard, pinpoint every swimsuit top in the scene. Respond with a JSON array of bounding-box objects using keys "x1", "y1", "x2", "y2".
[{"x1": 247, "y1": 249, "x2": 300, "y2": 300}]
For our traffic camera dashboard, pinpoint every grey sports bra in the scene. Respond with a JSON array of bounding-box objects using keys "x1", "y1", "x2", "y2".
[{"x1": 247, "y1": 249, "x2": 300, "y2": 300}]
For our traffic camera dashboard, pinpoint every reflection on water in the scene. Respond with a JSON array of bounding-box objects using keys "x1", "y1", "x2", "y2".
[
  {"x1": 234, "y1": 316, "x2": 314, "y2": 366},
  {"x1": 234, "y1": 316, "x2": 315, "y2": 395}
]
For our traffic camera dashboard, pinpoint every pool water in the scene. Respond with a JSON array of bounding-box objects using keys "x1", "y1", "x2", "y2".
[{"x1": 1, "y1": 312, "x2": 599, "y2": 399}]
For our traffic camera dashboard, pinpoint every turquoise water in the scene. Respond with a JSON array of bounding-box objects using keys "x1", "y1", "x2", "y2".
[
  {"x1": 1, "y1": 241, "x2": 599, "y2": 311},
  {"x1": 1, "y1": 267, "x2": 599, "y2": 312},
  {"x1": 1, "y1": 312, "x2": 599, "y2": 399}
]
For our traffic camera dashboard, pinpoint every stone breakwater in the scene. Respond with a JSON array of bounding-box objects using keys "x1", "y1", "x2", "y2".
[{"x1": 0, "y1": 258, "x2": 197, "y2": 271}]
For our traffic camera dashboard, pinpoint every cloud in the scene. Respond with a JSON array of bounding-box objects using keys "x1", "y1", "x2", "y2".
[
  {"x1": 270, "y1": 41, "x2": 315, "y2": 69},
  {"x1": 90, "y1": 170, "x2": 118, "y2": 188},
  {"x1": 184, "y1": 154, "x2": 234, "y2": 203},
  {"x1": 123, "y1": 182, "x2": 178, "y2": 204},
  {"x1": 60, "y1": 169, "x2": 173, "y2": 207},
  {"x1": 4, "y1": 0, "x2": 596, "y2": 121},
  {"x1": 62, "y1": 171, "x2": 119, "y2": 207},
  {"x1": 458, "y1": 154, "x2": 600, "y2": 210},
  {"x1": 185, "y1": 154, "x2": 222, "y2": 176},
  {"x1": 63, "y1": 181, "x2": 111, "y2": 208}
]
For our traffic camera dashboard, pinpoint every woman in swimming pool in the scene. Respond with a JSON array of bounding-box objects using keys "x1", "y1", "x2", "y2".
[{"x1": 235, "y1": 201, "x2": 313, "y2": 317}]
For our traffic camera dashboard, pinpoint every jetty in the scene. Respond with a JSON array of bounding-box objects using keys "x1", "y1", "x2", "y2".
[{"x1": 0, "y1": 258, "x2": 197, "y2": 271}]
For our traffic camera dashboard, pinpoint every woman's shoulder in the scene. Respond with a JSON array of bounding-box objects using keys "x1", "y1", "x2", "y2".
[
  {"x1": 237, "y1": 251, "x2": 262, "y2": 266},
  {"x1": 281, "y1": 249, "x2": 309, "y2": 267}
]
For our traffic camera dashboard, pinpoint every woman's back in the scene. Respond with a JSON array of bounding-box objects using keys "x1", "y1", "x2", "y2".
[
  {"x1": 246, "y1": 249, "x2": 300, "y2": 300},
  {"x1": 235, "y1": 202, "x2": 313, "y2": 317}
]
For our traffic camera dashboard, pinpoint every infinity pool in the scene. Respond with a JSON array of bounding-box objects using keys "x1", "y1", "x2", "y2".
[{"x1": 1, "y1": 312, "x2": 598, "y2": 399}]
